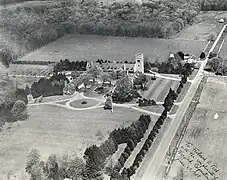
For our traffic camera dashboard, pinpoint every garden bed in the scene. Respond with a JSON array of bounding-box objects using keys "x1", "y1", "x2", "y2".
[{"x1": 69, "y1": 99, "x2": 100, "y2": 108}]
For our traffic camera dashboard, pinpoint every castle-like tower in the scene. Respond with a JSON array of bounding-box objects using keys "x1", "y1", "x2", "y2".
[{"x1": 134, "y1": 53, "x2": 144, "y2": 74}]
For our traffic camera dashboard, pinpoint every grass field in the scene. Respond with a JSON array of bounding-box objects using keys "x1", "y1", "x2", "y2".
[
  {"x1": 168, "y1": 76, "x2": 227, "y2": 180},
  {"x1": 0, "y1": 104, "x2": 158, "y2": 179},
  {"x1": 140, "y1": 78, "x2": 179, "y2": 102},
  {"x1": 20, "y1": 34, "x2": 207, "y2": 63},
  {"x1": 174, "y1": 11, "x2": 224, "y2": 42},
  {"x1": 9, "y1": 64, "x2": 53, "y2": 76}
]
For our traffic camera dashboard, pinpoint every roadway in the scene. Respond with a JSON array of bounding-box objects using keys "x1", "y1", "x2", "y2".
[{"x1": 132, "y1": 24, "x2": 227, "y2": 180}]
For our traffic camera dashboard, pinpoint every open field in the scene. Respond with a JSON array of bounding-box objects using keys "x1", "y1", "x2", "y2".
[
  {"x1": 0, "y1": 104, "x2": 158, "y2": 179},
  {"x1": 168, "y1": 76, "x2": 227, "y2": 180},
  {"x1": 9, "y1": 64, "x2": 53, "y2": 76},
  {"x1": 20, "y1": 35, "x2": 207, "y2": 63},
  {"x1": 174, "y1": 11, "x2": 224, "y2": 41},
  {"x1": 140, "y1": 78, "x2": 179, "y2": 102}
]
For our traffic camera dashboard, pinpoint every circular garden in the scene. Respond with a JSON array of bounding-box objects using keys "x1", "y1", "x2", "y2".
[{"x1": 69, "y1": 99, "x2": 100, "y2": 109}]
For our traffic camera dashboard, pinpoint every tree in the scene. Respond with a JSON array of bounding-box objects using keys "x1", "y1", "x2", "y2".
[
  {"x1": 11, "y1": 100, "x2": 28, "y2": 121},
  {"x1": 0, "y1": 48, "x2": 13, "y2": 68},
  {"x1": 104, "y1": 96, "x2": 113, "y2": 110},
  {"x1": 133, "y1": 72, "x2": 148, "y2": 90},
  {"x1": 25, "y1": 149, "x2": 47, "y2": 180},
  {"x1": 25, "y1": 85, "x2": 31, "y2": 95},
  {"x1": 15, "y1": 88, "x2": 28, "y2": 104},
  {"x1": 86, "y1": 64, "x2": 103, "y2": 82},
  {"x1": 199, "y1": 52, "x2": 205, "y2": 59},
  {"x1": 112, "y1": 75, "x2": 134, "y2": 103},
  {"x1": 45, "y1": 154, "x2": 59, "y2": 180},
  {"x1": 100, "y1": 72, "x2": 112, "y2": 86}
]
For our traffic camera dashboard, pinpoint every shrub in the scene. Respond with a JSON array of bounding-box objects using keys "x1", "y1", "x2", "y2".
[
  {"x1": 81, "y1": 101, "x2": 87, "y2": 104},
  {"x1": 208, "y1": 52, "x2": 217, "y2": 59},
  {"x1": 127, "y1": 139, "x2": 136, "y2": 151},
  {"x1": 15, "y1": 88, "x2": 28, "y2": 104},
  {"x1": 200, "y1": 52, "x2": 206, "y2": 59},
  {"x1": 11, "y1": 100, "x2": 28, "y2": 121}
]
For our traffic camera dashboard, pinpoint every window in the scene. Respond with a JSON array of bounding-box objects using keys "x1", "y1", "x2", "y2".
[{"x1": 137, "y1": 60, "x2": 140, "y2": 62}]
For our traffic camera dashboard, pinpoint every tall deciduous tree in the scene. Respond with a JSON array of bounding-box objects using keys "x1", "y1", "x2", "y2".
[
  {"x1": 112, "y1": 75, "x2": 133, "y2": 103},
  {"x1": 11, "y1": 100, "x2": 28, "y2": 121}
]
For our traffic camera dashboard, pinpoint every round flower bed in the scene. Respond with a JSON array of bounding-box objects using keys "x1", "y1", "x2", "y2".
[{"x1": 69, "y1": 99, "x2": 99, "y2": 109}]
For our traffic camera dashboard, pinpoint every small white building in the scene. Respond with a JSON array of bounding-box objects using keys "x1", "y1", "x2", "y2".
[{"x1": 219, "y1": 18, "x2": 225, "y2": 23}]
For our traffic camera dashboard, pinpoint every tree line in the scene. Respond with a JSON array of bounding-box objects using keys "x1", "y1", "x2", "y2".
[
  {"x1": 112, "y1": 69, "x2": 191, "y2": 179},
  {"x1": 83, "y1": 115, "x2": 152, "y2": 180},
  {"x1": 0, "y1": 0, "x2": 200, "y2": 54},
  {"x1": 53, "y1": 59, "x2": 87, "y2": 74},
  {"x1": 144, "y1": 51, "x2": 195, "y2": 75},
  {"x1": 12, "y1": 60, "x2": 55, "y2": 65},
  {"x1": 201, "y1": 0, "x2": 227, "y2": 11}
]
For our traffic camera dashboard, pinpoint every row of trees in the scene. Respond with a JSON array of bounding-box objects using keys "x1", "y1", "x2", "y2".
[
  {"x1": 144, "y1": 51, "x2": 195, "y2": 75},
  {"x1": 201, "y1": 0, "x2": 227, "y2": 11},
  {"x1": 0, "y1": 0, "x2": 200, "y2": 52},
  {"x1": 113, "y1": 68, "x2": 192, "y2": 179},
  {"x1": 117, "y1": 73, "x2": 190, "y2": 178},
  {"x1": 96, "y1": 59, "x2": 135, "y2": 65},
  {"x1": 12, "y1": 60, "x2": 55, "y2": 65},
  {"x1": 53, "y1": 59, "x2": 87, "y2": 74},
  {"x1": 110, "y1": 115, "x2": 151, "y2": 178},
  {"x1": 138, "y1": 98, "x2": 156, "y2": 107},
  {"x1": 122, "y1": 109, "x2": 168, "y2": 178},
  {"x1": 83, "y1": 115, "x2": 151, "y2": 180},
  {"x1": 25, "y1": 149, "x2": 85, "y2": 180}
]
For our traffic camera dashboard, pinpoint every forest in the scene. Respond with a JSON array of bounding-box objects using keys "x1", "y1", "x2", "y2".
[{"x1": 0, "y1": 0, "x2": 200, "y2": 53}]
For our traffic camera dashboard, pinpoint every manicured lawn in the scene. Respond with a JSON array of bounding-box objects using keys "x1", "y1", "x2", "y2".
[
  {"x1": 56, "y1": 100, "x2": 70, "y2": 105},
  {"x1": 139, "y1": 104, "x2": 164, "y2": 114},
  {"x1": 0, "y1": 104, "x2": 157, "y2": 178},
  {"x1": 69, "y1": 99, "x2": 100, "y2": 108},
  {"x1": 20, "y1": 35, "x2": 206, "y2": 63},
  {"x1": 141, "y1": 78, "x2": 179, "y2": 102},
  {"x1": 169, "y1": 105, "x2": 179, "y2": 115},
  {"x1": 168, "y1": 76, "x2": 227, "y2": 180}
]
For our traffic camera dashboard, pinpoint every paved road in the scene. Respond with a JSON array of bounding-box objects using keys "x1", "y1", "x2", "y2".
[{"x1": 133, "y1": 24, "x2": 227, "y2": 180}]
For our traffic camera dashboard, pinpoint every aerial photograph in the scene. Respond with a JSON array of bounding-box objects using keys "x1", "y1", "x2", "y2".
[{"x1": 0, "y1": 0, "x2": 227, "y2": 179}]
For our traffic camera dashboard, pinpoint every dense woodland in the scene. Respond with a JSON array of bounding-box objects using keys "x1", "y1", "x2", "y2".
[
  {"x1": 201, "y1": 0, "x2": 227, "y2": 11},
  {"x1": 0, "y1": 0, "x2": 200, "y2": 53}
]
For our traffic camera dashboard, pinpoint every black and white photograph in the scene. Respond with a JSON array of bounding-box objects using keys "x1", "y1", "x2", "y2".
[{"x1": 0, "y1": 0, "x2": 226, "y2": 179}]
